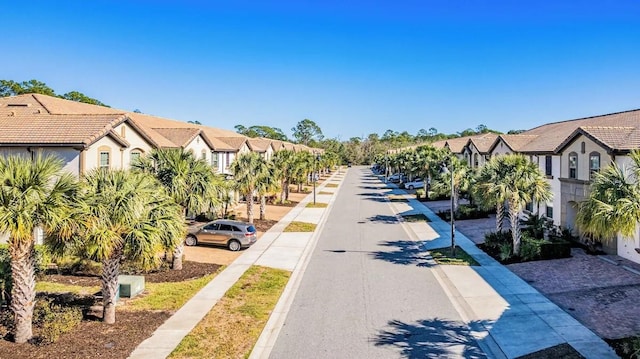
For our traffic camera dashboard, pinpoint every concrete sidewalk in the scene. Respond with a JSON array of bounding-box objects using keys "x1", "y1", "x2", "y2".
[
  {"x1": 128, "y1": 172, "x2": 344, "y2": 359},
  {"x1": 389, "y1": 189, "x2": 618, "y2": 358}
]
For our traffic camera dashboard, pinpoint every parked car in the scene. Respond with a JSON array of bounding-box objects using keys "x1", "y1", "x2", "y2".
[
  {"x1": 185, "y1": 219, "x2": 257, "y2": 251},
  {"x1": 388, "y1": 173, "x2": 405, "y2": 183},
  {"x1": 403, "y1": 178, "x2": 425, "y2": 190}
]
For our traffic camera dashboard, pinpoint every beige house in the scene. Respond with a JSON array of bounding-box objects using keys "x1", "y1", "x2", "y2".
[{"x1": 0, "y1": 94, "x2": 158, "y2": 175}]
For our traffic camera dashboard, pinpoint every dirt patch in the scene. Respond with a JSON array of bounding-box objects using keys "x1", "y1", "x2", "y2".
[{"x1": 0, "y1": 261, "x2": 218, "y2": 359}]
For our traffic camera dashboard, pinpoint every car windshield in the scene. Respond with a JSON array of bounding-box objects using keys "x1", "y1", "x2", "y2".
[{"x1": 247, "y1": 226, "x2": 256, "y2": 233}]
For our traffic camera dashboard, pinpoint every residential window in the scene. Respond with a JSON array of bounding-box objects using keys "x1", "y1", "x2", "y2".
[
  {"x1": 545, "y1": 156, "x2": 552, "y2": 176},
  {"x1": 473, "y1": 153, "x2": 478, "y2": 167},
  {"x1": 201, "y1": 149, "x2": 207, "y2": 160},
  {"x1": 525, "y1": 202, "x2": 533, "y2": 212},
  {"x1": 568, "y1": 152, "x2": 577, "y2": 179},
  {"x1": 225, "y1": 152, "x2": 230, "y2": 167},
  {"x1": 546, "y1": 206, "x2": 553, "y2": 219},
  {"x1": 130, "y1": 150, "x2": 141, "y2": 164},
  {"x1": 212, "y1": 153, "x2": 219, "y2": 168},
  {"x1": 589, "y1": 152, "x2": 600, "y2": 180},
  {"x1": 100, "y1": 152, "x2": 110, "y2": 169}
]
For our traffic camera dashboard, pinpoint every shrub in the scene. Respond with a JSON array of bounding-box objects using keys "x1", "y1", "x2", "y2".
[
  {"x1": 52, "y1": 256, "x2": 102, "y2": 276},
  {"x1": 437, "y1": 204, "x2": 492, "y2": 221},
  {"x1": 32, "y1": 297, "x2": 83, "y2": 344},
  {"x1": 540, "y1": 241, "x2": 572, "y2": 259},
  {"x1": 415, "y1": 189, "x2": 425, "y2": 199},
  {"x1": 520, "y1": 236, "x2": 545, "y2": 261},
  {"x1": 483, "y1": 231, "x2": 511, "y2": 249},
  {"x1": 498, "y1": 242, "x2": 512, "y2": 261}
]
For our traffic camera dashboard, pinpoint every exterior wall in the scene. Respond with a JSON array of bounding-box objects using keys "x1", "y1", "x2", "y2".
[
  {"x1": 615, "y1": 154, "x2": 640, "y2": 262},
  {"x1": 559, "y1": 136, "x2": 612, "y2": 181},
  {"x1": 264, "y1": 146, "x2": 274, "y2": 161},
  {"x1": 184, "y1": 134, "x2": 213, "y2": 164},
  {"x1": 238, "y1": 143, "x2": 251, "y2": 155},
  {"x1": 0, "y1": 147, "x2": 80, "y2": 176},
  {"x1": 558, "y1": 135, "x2": 617, "y2": 254},
  {"x1": 618, "y1": 226, "x2": 640, "y2": 263},
  {"x1": 85, "y1": 136, "x2": 124, "y2": 171},
  {"x1": 490, "y1": 139, "x2": 513, "y2": 157},
  {"x1": 113, "y1": 122, "x2": 153, "y2": 168}
]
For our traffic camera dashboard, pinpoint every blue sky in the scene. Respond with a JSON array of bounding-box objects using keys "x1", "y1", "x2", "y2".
[{"x1": 4, "y1": 1, "x2": 640, "y2": 140}]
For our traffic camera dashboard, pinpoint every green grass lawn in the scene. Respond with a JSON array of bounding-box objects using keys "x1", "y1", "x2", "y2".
[
  {"x1": 36, "y1": 282, "x2": 100, "y2": 296},
  {"x1": 170, "y1": 266, "x2": 290, "y2": 359},
  {"x1": 318, "y1": 191, "x2": 333, "y2": 195},
  {"x1": 325, "y1": 183, "x2": 339, "y2": 188},
  {"x1": 125, "y1": 272, "x2": 220, "y2": 311},
  {"x1": 306, "y1": 202, "x2": 328, "y2": 208},
  {"x1": 429, "y1": 246, "x2": 479, "y2": 266},
  {"x1": 401, "y1": 213, "x2": 430, "y2": 222},
  {"x1": 284, "y1": 221, "x2": 317, "y2": 232}
]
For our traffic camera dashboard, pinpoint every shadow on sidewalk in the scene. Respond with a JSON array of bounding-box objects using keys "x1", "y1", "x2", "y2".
[{"x1": 374, "y1": 318, "x2": 486, "y2": 358}]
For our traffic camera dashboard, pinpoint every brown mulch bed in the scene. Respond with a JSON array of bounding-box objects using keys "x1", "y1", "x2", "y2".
[
  {"x1": 516, "y1": 343, "x2": 584, "y2": 359},
  {"x1": 0, "y1": 261, "x2": 219, "y2": 359}
]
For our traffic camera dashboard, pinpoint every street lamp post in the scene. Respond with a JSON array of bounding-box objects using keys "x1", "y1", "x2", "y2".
[
  {"x1": 440, "y1": 160, "x2": 456, "y2": 256},
  {"x1": 313, "y1": 152, "x2": 319, "y2": 204}
]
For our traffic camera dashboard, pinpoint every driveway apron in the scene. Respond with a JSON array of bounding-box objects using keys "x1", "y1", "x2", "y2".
[{"x1": 269, "y1": 167, "x2": 485, "y2": 358}]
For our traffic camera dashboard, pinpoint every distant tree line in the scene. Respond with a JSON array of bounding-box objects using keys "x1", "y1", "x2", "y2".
[{"x1": 0, "y1": 79, "x2": 108, "y2": 107}]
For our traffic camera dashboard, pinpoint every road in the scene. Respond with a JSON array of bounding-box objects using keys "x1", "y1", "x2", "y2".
[{"x1": 269, "y1": 166, "x2": 485, "y2": 358}]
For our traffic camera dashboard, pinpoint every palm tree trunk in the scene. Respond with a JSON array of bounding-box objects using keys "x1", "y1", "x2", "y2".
[
  {"x1": 247, "y1": 195, "x2": 255, "y2": 223},
  {"x1": 10, "y1": 239, "x2": 36, "y2": 343},
  {"x1": 284, "y1": 179, "x2": 290, "y2": 201},
  {"x1": 172, "y1": 242, "x2": 184, "y2": 270},
  {"x1": 101, "y1": 248, "x2": 122, "y2": 324},
  {"x1": 172, "y1": 207, "x2": 189, "y2": 270},
  {"x1": 279, "y1": 179, "x2": 286, "y2": 204},
  {"x1": 260, "y1": 195, "x2": 266, "y2": 220},
  {"x1": 509, "y1": 199, "x2": 521, "y2": 256},
  {"x1": 496, "y1": 200, "x2": 505, "y2": 233}
]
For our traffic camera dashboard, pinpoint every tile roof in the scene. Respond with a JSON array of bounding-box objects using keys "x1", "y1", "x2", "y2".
[
  {"x1": 246, "y1": 138, "x2": 272, "y2": 152},
  {"x1": 468, "y1": 133, "x2": 500, "y2": 153},
  {"x1": 152, "y1": 128, "x2": 202, "y2": 148},
  {"x1": 0, "y1": 94, "x2": 128, "y2": 147},
  {"x1": 216, "y1": 137, "x2": 248, "y2": 151},
  {"x1": 556, "y1": 126, "x2": 640, "y2": 153},
  {"x1": 430, "y1": 139, "x2": 448, "y2": 149},
  {"x1": 490, "y1": 134, "x2": 539, "y2": 152},
  {"x1": 519, "y1": 109, "x2": 640, "y2": 153}
]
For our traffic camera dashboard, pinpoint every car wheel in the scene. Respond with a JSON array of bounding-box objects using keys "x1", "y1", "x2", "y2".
[
  {"x1": 228, "y1": 239, "x2": 241, "y2": 251},
  {"x1": 408, "y1": 185, "x2": 414, "y2": 190},
  {"x1": 185, "y1": 235, "x2": 197, "y2": 246}
]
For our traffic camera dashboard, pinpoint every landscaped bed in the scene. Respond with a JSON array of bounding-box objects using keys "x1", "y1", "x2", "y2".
[{"x1": 0, "y1": 261, "x2": 221, "y2": 359}]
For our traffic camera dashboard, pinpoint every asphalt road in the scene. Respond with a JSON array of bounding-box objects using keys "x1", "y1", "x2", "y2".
[{"x1": 269, "y1": 167, "x2": 485, "y2": 358}]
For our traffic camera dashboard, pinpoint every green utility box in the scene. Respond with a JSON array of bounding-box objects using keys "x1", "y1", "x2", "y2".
[{"x1": 118, "y1": 275, "x2": 145, "y2": 298}]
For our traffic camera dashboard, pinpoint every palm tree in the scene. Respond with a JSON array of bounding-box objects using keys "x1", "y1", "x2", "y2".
[
  {"x1": 132, "y1": 148, "x2": 219, "y2": 270},
  {"x1": 0, "y1": 153, "x2": 77, "y2": 343},
  {"x1": 489, "y1": 154, "x2": 552, "y2": 255},
  {"x1": 57, "y1": 169, "x2": 183, "y2": 324},
  {"x1": 231, "y1": 152, "x2": 269, "y2": 223},
  {"x1": 432, "y1": 156, "x2": 474, "y2": 212},
  {"x1": 272, "y1": 150, "x2": 295, "y2": 203},
  {"x1": 474, "y1": 157, "x2": 510, "y2": 233},
  {"x1": 577, "y1": 150, "x2": 640, "y2": 240},
  {"x1": 411, "y1": 145, "x2": 447, "y2": 198},
  {"x1": 256, "y1": 159, "x2": 281, "y2": 220}
]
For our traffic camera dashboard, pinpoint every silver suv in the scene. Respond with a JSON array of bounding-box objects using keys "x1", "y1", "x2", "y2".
[{"x1": 186, "y1": 219, "x2": 257, "y2": 251}]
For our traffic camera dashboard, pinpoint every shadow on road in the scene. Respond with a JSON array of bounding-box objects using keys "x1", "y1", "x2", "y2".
[
  {"x1": 371, "y1": 240, "x2": 431, "y2": 267},
  {"x1": 374, "y1": 318, "x2": 486, "y2": 359},
  {"x1": 366, "y1": 214, "x2": 399, "y2": 223}
]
